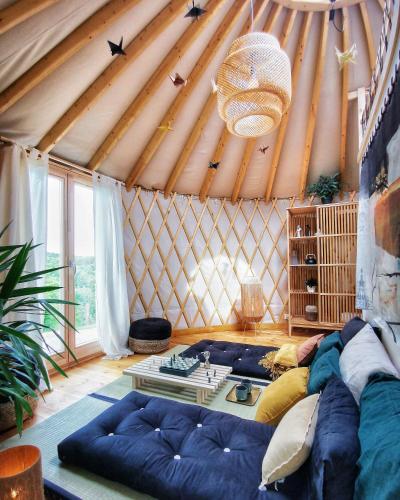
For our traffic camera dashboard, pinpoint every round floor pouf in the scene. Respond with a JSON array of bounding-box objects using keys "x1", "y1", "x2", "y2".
[{"x1": 129, "y1": 318, "x2": 172, "y2": 354}]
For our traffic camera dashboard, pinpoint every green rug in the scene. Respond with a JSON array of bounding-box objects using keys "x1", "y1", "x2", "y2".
[{"x1": 0, "y1": 345, "x2": 269, "y2": 499}]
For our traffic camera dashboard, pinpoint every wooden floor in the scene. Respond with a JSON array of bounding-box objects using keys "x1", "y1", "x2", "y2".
[{"x1": 0, "y1": 327, "x2": 309, "y2": 442}]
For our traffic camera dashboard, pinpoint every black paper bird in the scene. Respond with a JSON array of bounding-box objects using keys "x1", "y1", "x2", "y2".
[
  {"x1": 108, "y1": 37, "x2": 126, "y2": 56},
  {"x1": 185, "y1": 1, "x2": 207, "y2": 20},
  {"x1": 258, "y1": 146, "x2": 269, "y2": 154},
  {"x1": 169, "y1": 72, "x2": 187, "y2": 87},
  {"x1": 209, "y1": 161, "x2": 220, "y2": 169}
]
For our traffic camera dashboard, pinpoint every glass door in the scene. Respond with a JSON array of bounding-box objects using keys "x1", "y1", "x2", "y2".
[{"x1": 45, "y1": 167, "x2": 100, "y2": 365}]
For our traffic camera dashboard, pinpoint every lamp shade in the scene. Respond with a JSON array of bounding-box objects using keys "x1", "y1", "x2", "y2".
[
  {"x1": 216, "y1": 32, "x2": 291, "y2": 137},
  {"x1": 241, "y1": 276, "x2": 264, "y2": 323},
  {"x1": 0, "y1": 445, "x2": 44, "y2": 500}
]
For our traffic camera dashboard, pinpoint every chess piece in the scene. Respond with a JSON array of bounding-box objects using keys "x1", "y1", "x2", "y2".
[
  {"x1": 202, "y1": 351, "x2": 211, "y2": 369},
  {"x1": 295, "y1": 225, "x2": 302, "y2": 238},
  {"x1": 305, "y1": 224, "x2": 311, "y2": 237}
]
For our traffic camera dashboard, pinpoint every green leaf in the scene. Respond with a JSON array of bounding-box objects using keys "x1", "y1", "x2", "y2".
[
  {"x1": 0, "y1": 242, "x2": 31, "y2": 299},
  {"x1": 9, "y1": 285, "x2": 62, "y2": 298},
  {"x1": 19, "y1": 266, "x2": 66, "y2": 283}
]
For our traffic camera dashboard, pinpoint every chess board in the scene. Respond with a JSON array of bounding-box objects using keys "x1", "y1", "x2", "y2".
[{"x1": 159, "y1": 355, "x2": 200, "y2": 377}]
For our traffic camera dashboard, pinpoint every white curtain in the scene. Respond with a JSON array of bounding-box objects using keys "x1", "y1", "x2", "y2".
[
  {"x1": 93, "y1": 173, "x2": 132, "y2": 360},
  {"x1": 0, "y1": 143, "x2": 48, "y2": 274}
]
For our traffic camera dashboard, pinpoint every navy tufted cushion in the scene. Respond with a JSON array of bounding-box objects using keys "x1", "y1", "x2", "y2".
[
  {"x1": 58, "y1": 391, "x2": 311, "y2": 500},
  {"x1": 181, "y1": 340, "x2": 277, "y2": 379}
]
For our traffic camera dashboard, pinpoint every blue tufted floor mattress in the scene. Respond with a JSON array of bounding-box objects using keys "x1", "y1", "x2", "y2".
[
  {"x1": 181, "y1": 339, "x2": 277, "y2": 380},
  {"x1": 58, "y1": 391, "x2": 310, "y2": 500}
]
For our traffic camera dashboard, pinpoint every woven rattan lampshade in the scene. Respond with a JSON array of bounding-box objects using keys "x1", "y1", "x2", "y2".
[{"x1": 216, "y1": 32, "x2": 291, "y2": 137}]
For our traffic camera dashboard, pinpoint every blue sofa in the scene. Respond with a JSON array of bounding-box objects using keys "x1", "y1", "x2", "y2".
[
  {"x1": 181, "y1": 339, "x2": 277, "y2": 379},
  {"x1": 58, "y1": 391, "x2": 311, "y2": 500}
]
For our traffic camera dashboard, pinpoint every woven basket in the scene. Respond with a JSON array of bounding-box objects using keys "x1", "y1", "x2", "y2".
[
  {"x1": 128, "y1": 337, "x2": 170, "y2": 354},
  {"x1": 0, "y1": 395, "x2": 38, "y2": 432}
]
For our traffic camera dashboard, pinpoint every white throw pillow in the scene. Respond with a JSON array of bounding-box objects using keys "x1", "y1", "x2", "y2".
[
  {"x1": 260, "y1": 394, "x2": 320, "y2": 486},
  {"x1": 339, "y1": 323, "x2": 399, "y2": 404}
]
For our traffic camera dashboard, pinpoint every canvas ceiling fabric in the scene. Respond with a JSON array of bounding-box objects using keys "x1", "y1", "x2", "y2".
[
  {"x1": 0, "y1": 0, "x2": 383, "y2": 198},
  {"x1": 93, "y1": 173, "x2": 133, "y2": 360}
]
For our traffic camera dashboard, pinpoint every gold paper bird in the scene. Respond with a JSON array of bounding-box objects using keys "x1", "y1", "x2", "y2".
[
  {"x1": 211, "y1": 78, "x2": 218, "y2": 93},
  {"x1": 158, "y1": 121, "x2": 174, "y2": 132},
  {"x1": 335, "y1": 43, "x2": 357, "y2": 70}
]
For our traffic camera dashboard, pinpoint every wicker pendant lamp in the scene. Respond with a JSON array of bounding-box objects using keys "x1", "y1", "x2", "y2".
[{"x1": 216, "y1": 32, "x2": 291, "y2": 137}]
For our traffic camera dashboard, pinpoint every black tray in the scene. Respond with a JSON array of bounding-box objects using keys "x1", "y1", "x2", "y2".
[{"x1": 225, "y1": 384, "x2": 262, "y2": 406}]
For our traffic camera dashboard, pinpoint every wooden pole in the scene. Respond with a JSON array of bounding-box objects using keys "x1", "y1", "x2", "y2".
[
  {"x1": 299, "y1": 11, "x2": 329, "y2": 200},
  {"x1": 87, "y1": 0, "x2": 224, "y2": 172},
  {"x1": 0, "y1": 0, "x2": 142, "y2": 114},
  {"x1": 0, "y1": 0, "x2": 58, "y2": 36},
  {"x1": 37, "y1": 0, "x2": 187, "y2": 153},
  {"x1": 339, "y1": 8, "x2": 350, "y2": 184},
  {"x1": 359, "y1": 1, "x2": 376, "y2": 72},
  {"x1": 125, "y1": 0, "x2": 250, "y2": 192}
]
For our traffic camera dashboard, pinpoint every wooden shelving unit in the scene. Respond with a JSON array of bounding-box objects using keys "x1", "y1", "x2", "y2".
[{"x1": 287, "y1": 202, "x2": 360, "y2": 335}]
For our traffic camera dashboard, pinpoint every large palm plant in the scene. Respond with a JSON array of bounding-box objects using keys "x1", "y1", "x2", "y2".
[{"x1": 0, "y1": 224, "x2": 77, "y2": 433}]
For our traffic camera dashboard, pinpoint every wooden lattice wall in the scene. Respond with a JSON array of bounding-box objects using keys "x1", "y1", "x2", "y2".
[{"x1": 122, "y1": 187, "x2": 356, "y2": 330}]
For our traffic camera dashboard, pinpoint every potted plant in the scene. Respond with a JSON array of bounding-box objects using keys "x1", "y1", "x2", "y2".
[
  {"x1": 0, "y1": 224, "x2": 77, "y2": 434},
  {"x1": 305, "y1": 278, "x2": 318, "y2": 293},
  {"x1": 307, "y1": 173, "x2": 341, "y2": 204}
]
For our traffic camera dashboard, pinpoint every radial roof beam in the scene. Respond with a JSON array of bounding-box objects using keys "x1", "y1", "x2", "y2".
[
  {"x1": 87, "y1": 0, "x2": 225, "y2": 172},
  {"x1": 164, "y1": 0, "x2": 269, "y2": 199},
  {"x1": 264, "y1": 10, "x2": 313, "y2": 202},
  {"x1": 0, "y1": 0, "x2": 142, "y2": 114},
  {"x1": 37, "y1": 0, "x2": 187, "y2": 153},
  {"x1": 299, "y1": 10, "x2": 329, "y2": 200},
  {"x1": 125, "y1": 0, "x2": 250, "y2": 192},
  {"x1": 230, "y1": 6, "x2": 295, "y2": 203},
  {"x1": 0, "y1": 0, "x2": 59, "y2": 35},
  {"x1": 339, "y1": 8, "x2": 350, "y2": 183},
  {"x1": 359, "y1": 1, "x2": 376, "y2": 72}
]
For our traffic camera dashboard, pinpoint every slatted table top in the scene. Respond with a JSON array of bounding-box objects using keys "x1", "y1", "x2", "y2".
[{"x1": 123, "y1": 355, "x2": 232, "y2": 392}]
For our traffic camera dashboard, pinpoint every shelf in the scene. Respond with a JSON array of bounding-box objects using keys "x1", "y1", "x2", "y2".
[
  {"x1": 290, "y1": 316, "x2": 344, "y2": 330},
  {"x1": 320, "y1": 292, "x2": 356, "y2": 296},
  {"x1": 289, "y1": 236, "x2": 317, "y2": 241},
  {"x1": 319, "y1": 263, "x2": 356, "y2": 267},
  {"x1": 290, "y1": 264, "x2": 317, "y2": 267},
  {"x1": 319, "y1": 233, "x2": 357, "y2": 237},
  {"x1": 290, "y1": 290, "x2": 318, "y2": 295}
]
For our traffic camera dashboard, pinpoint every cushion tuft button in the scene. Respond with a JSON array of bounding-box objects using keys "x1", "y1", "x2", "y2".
[
  {"x1": 197, "y1": 423, "x2": 203, "y2": 428},
  {"x1": 258, "y1": 485, "x2": 266, "y2": 491},
  {"x1": 238, "y1": 358, "x2": 241, "y2": 361},
  {"x1": 155, "y1": 428, "x2": 160, "y2": 432},
  {"x1": 223, "y1": 447, "x2": 230, "y2": 453},
  {"x1": 108, "y1": 432, "x2": 114, "y2": 436},
  {"x1": 174, "y1": 454, "x2": 181, "y2": 460}
]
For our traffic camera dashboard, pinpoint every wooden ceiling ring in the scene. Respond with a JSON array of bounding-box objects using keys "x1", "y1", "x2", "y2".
[
  {"x1": 125, "y1": 0, "x2": 251, "y2": 190},
  {"x1": 0, "y1": 0, "x2": 142, "y2": 114},
  {"x1": 0, "y1": 0, "x2": 59, "y2": 36},
  {"x1": 37, "y1": 0, "x2": 188, "y2": 153},
  {"x1": 163, "y1": 0, "x2": 270, "y2": 199},
  {"x1": 87, "y1": 0, "x2": 225, "y2": 172},
  {"x1": 273, "y1": 0, "x2": 363, "y2": 12},
  {"x1": 265, "y1": 11, "x2": 313, "y2": 202},
  {"x1": 299, "y1": 10, "x2": 330, "y2": 200}
]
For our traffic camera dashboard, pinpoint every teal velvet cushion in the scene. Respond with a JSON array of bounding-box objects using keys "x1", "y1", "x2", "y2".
[
  {"x1": 355, "y1": 373, "x2": 400, "y2": 500},
  {"x1": 308, "y1": 347, "x2": 341, "y2": 394},
  {"x1": 313, "y1": 332, "x2": 343, "y2": 363}
]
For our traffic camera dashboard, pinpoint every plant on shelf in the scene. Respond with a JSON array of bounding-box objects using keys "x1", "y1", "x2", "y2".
[
  {"x1": 305, "y1": 278, "x2": 318, "y2": 293},
  {"x1": 0, "y1": 224, "x2": 77, "y2": 434},
  {"x1": 307, "y1": 173, "x2": 341, "y2": 204}
]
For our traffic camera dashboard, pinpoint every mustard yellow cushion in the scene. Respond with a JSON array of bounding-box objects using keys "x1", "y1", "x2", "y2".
[
  {"x1": 255, "y1": 367, "x2": 309, "y2": 426},
  {"x1": 274, "y1": 344, "x2": 298, "y2": 367}
]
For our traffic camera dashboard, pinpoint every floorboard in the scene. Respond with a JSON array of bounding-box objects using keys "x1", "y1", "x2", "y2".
[{"x1": 0, "y1": 327, "x2": 310, "y2": 442}]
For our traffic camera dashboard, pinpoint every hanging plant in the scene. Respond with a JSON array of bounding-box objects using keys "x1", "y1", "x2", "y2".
[{"x1": 307, "y1": 174, "x2": 341, "y2": 204}]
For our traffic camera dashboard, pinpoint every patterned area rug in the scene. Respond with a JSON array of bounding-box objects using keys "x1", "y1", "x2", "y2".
[{"x1": 0, "y1": 345, "x2": 270, "y2": 499}]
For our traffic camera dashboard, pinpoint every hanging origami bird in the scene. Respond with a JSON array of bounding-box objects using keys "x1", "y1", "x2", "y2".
[
  {"x1": 169, "y1": 73, "x2": 188, "y2": 87},
  {"x1": 211, "y1": 78, "x2": 218, "y2": 94},
  {"x1": 208, "y1": 161, "x2": 220, "y2": 169},
  {"x1": 258, "y1": 146, "x2": 269, "y2": 154},
  {"x1": 185, "y1": 1, "x2": 207, "y2": 20},
  {"x1": 107, "y1": 37, "x2": 126, "y2": 56},
  {"x1": 335, "y1": 43, "x2": 357, "y2": 70},
  {"x1": 158, "y1": 121, "x2": 174, "y2": 132}
]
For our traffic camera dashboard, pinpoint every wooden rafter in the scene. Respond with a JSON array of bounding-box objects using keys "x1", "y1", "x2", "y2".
[
  {"x1": 0, "y1": 0, "x2": 142, "y2": 114},
  {"x1": 37, "y1": 0, "x2": 187, "y2": 153},
  {"x1": 230, "y1": 6, "x2": 295, "y2": 203},
  {"x1": 359, "y1": 1, "x2": 376, "y2": 72},
  {"x1": 163, "y1": 0, "x2": 270, "y2": 199},
  {"x1": 125, "y1": 0, "x2": 250, "y2": 192},
  {"x1": 339, "y1": 8, "x2": 350, "y2": 181},
  {"x1": 87, "y1": 0, "x2": 224, "y2": 172},
  {"x1": 0, "y1": 0, "x2": 58, "y2": 35},
  {"x1": 299, "y1": 11, "x2": 329, "y2": 200},
  {"x1": 265, "y1": 11, "x2": 313, "y2": 201},
  {"x1": 375, "y1": 0, "x2": 385, "y2": 9}
]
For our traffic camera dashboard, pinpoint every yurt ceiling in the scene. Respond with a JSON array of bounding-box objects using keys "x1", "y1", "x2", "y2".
[{"x1": 0, "y1": 0, "x2": 383, "y2": 200}]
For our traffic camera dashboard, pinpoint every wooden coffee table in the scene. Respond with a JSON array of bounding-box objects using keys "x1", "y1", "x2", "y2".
[{"x1": 123, "y1": 355, "x2": 232, "y2": 403}]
